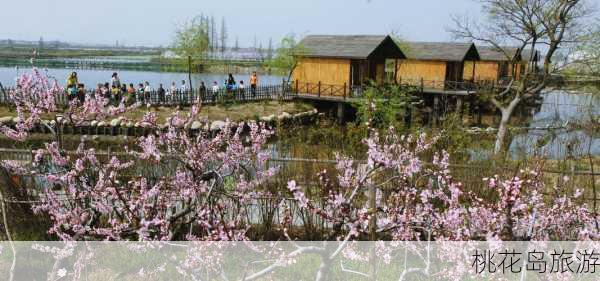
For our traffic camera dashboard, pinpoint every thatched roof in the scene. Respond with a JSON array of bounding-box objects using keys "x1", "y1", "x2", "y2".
[
  {"x1": 298, "y1": 35, "x2": 406, "y2": 59},
  {"x1": 401, "y1": 42, "x2": 480, "y2": 62},
  {"x1": 478, "y1": 46, "x2": 540, "y2": 62}
]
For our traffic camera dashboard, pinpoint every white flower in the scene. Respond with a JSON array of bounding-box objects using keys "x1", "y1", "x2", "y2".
[{"x1": 57, "y1": 268, "x2": 67, "y2": 278}]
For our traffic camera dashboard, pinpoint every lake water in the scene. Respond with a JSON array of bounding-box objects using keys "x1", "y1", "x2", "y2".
[
  {"x1": 0, "y1": 65, "x2": 597, "y2": 159},
  {"x1": 508, "y1": 90, "x2": 599, "y2": 159},
  {"x1": 0, "y1": 66, "x2": 284, "y2": 88}
]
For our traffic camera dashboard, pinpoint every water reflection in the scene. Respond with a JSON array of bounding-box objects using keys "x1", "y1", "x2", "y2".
[{"x1": 507, "y1": 90, "x2": 599, "y2": 159}]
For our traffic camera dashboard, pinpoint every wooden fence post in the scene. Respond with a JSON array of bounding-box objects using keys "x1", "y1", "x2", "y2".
[
  {"x1": 295, "y1": 80, "x2": 299, "y2": 95},
  {"x1": 282, "y1": 79, "x2": 286, "y2": 100},
  {"x1": 433, "y1": 96, "x2": 439, "y2": 127},
  {"x1": 318, "y1": 81, "x2": 321, "y2": 98}
]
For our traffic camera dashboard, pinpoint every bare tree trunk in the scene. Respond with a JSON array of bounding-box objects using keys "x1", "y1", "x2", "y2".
[
  {"x1": 493, "y1": 96, "x2": 521, "y2": 154},
  {"x1": 494, "y1": 112, "x2": 511, "y2": 154}
]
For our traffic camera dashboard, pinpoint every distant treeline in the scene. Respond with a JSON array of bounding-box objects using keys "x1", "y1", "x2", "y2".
[
  {"x1": 0, "y1": 47, "x2": 161, "y2": 60},
  {"x1": 0, "y1": 57, "x2": 269, "y2": 74}
]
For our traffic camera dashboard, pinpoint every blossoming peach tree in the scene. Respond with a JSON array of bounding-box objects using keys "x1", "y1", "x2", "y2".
[{"x1": 0, "y1": 68, "x2": 597, "y2": 280}]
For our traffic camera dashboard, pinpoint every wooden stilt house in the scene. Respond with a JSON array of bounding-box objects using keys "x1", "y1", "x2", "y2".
[
  {"x1": 395, "y1": 42, "x2": 480, "y2": 91},
  {"x1": 463, "y1": 46, "x2": 540, "y2": 82},
  {"x1": 293, "y1": 35, "x2": 406, "y2": 97}
]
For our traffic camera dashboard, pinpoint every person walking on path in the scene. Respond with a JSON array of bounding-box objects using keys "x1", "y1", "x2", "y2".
[
  {"x1": 111, "y1": 72, "x2": 121, "y2": 88},
  {"x1": 226, "y1": 74, "x2": 236, "y2": 91},
  {"x1": 180, "y1": 80, "x2": 189, "y2": 105},
  {"x1": 144, "y1": 81, "x2": 152, "y2": 106},
  {"x1": 238, "y1": 80, "x2": 246, "y2": 100},
  {"x1": 199, "y1": 81, "x2": 207, "y2": 104},
  {"x1": 212, "y1": 81, "x2": 220, "y2": 102},
  {"x1": 102, "y1": 83, "x2": 111, "y2": 100},
  {"x1": 66, "y1": 72, "x2": 78, "y2": 88},
  {"x1": 111, "y1": 85, "x2": 120, "y2": 105},
  {"x1": 157, "y1": 84, "x2": 166, "y2": 104},
  {"x1": 66, "y1": 72, "x2": 78, "y2": 99},
  {"x1": 250, "y1": 71, "x2": 258, "y2": 98},
  {"x1": 137, "y1": 83, "x2": 145, "y2": 104},
  {"x1": 126, "y1": 83, "x2": 136, "y2": 105}
]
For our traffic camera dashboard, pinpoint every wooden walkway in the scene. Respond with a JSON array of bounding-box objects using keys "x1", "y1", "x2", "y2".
[{"x1": 1, "y1": 76, "x2": 558, "y2": 106}]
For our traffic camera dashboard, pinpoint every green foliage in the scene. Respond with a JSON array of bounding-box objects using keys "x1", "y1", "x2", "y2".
[
  {"x1": 172, "y1": 16, "x2": 210, "y2": 58},
  {"x1": 352, "y1": 82, "x2": 419, "y2": 129},
  {"x1": 266, "y1": 34, "x2": 305, "y2": 80}
]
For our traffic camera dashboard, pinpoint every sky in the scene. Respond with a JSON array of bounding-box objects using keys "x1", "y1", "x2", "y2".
[{"x1": 0, "y1": 0, "x2": 484, "y2": 47}]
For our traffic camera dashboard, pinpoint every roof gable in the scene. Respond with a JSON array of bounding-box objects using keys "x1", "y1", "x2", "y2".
[
  {"x1": 478, "y1": 46, "x2": 539, "y2": 62},
  {"x1": 401, "y1": 42, "x2": 480, "y2": 62},
  {"x1": 298, "y1": 35, "x2": 406, "y2": 60}
]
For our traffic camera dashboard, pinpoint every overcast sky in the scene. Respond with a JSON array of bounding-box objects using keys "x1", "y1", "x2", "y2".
[{"x1": 1, "y1": 0, "x2": 484, "y2": 47}]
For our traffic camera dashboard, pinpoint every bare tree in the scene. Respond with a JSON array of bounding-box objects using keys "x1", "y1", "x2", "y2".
[
  {"x1": 267, "y1": 37, "x2": 274, "y2": 59},
  {"x1": 210, "y1": 15, "x2": 217, "y2": 53},
  {"x1": 220, "y1": 16, "x2": 227, "y2": 53},
  {"x1": 450, "y1": 0, "x2": 594, "y2": 154},
  {"x1": 38, "y1": 36, "x2": 44, "y2": 51}
]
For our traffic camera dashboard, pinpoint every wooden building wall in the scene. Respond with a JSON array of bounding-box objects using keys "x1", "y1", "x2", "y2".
[
  {"x1": 292, "y1": 58, "x2": 351, "y2": 86},
  {"x1": 463, "y1": 61, "x2": 530, "y2": 82},
  {"x1": 463, "y1": 61, "x2": 499, "y2": 81},
  {"x1": 395, "y1": 59, "x2": 447, "y2": 88}
]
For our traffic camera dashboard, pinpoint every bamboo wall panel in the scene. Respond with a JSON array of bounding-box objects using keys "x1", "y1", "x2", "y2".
[
  {"x1": 396, "y1": 59, "x2": 447, "y2": 84},
  {"x1": 292, "y1": 58, "x2": 351, "y2": 86},
  {"x1": 463, "y1": 61, "x2": 499, "y2": 81}
]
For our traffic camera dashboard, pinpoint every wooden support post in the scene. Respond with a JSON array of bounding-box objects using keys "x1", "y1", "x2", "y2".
[
  {"x1": 295, "y1": 80, "x2": 299, "y2": 94},
  {"x1": 343, "y1": 82, "x2": 347, "y2": 100},
  {"x1": 394, "y1": 60, "x2": 398, "y2": 84},
  {"x1": 318, "y1": 81, "x2": 321, "y2": 98},
  {"x1": 456, "y1": 97, "x2": 463, "y2": 119},
  {"x1": 337, "y1": 103, "x2": 344, "y2": 124},
  {"x1": 404, "y1": 105, "x2": 412, "y2": 128},
  {"x1": 433, "y1": 96, "x2": 439, "y2": 127},
  {"x1": 420, "y1": 78, "x2": 424, "y2": 92}
]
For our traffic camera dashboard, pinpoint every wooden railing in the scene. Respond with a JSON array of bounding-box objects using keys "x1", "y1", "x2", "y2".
[
  {"x1": 294, "y1": 81, "x2": 352, "y2": 99},
  {"x1": 0, "y1": 83, "x2": 298, "y2": 106},
  {"x1": 294, "y1": 78, "x2": 480, "y2": 99},
  {"x1": 397, "y1": 78, "x2": 478, "y2": 92}
]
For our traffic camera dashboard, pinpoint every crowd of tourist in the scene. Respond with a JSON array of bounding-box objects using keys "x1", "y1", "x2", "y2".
[{"x1": 64, "y1": 71, "x2": 261, "y2": 106}]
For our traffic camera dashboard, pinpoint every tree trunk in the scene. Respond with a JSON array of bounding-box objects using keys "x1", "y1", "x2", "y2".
[
  {"x1": 494, "y1": 112, "x2": 511, "y2": 154},
  {"x1": 493, "y1": 97, "x2": 521, "y2": 154}
]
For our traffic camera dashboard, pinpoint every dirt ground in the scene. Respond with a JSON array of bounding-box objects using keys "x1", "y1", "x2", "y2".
[{"x1": 0, "y1": 100, "x2": 315, "y2": 124}]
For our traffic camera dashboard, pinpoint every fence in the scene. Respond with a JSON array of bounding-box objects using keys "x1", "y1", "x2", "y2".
[
  {"x1": 1, "y1": 148, "x2": 597, "y2": 239},
  {"x1": 0, "y1": 83, "x2": 297, "y2": 107},
  {"x1": 294, "y1": 79, "x2": 482, "y2": 99}
]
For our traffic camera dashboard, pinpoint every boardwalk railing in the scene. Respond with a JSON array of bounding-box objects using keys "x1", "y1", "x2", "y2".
[
  {"x1": 397, "y1": 78, "x2": 478, "y2": 92},
  {"x1": 0, "y1": 83, "x2": 297, "y2": 106},
  {"x1": 294, "y1": 79, "x2": 480, "y2": 99}
]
